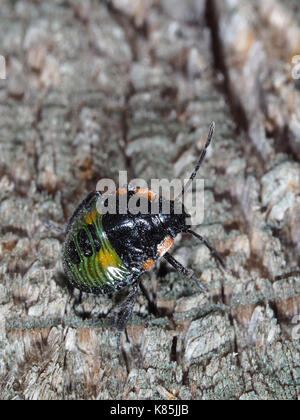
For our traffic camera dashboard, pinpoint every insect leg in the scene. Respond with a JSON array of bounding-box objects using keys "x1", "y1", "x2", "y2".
[
  {"x1": 43, "y1": 220, "x2": 66, "y2": 234},
  {"x1": 164, "y1": 252, "x2": 206, "y2": 292},
  {"x1": 187, "y1": 229, "x2": 226, "y2": 268},
  {"x1": 72, "y1": 290, "x2": 83, "y2": 317},
  {"x1": 110, "y1": 282, "x2": 140, "y2": 353}
]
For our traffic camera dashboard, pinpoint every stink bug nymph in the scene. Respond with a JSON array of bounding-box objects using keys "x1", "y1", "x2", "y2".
[{"x1": 46, "y1": 122, "x2": 225, "y2": 352}]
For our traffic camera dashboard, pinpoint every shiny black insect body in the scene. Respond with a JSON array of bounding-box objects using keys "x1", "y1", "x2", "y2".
[{"x1": 47, "y1": 122, "x2": 225, "y2": 351}]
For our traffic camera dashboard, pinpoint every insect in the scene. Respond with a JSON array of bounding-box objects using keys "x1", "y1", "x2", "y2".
[{"x1": 45, "y1": 122, "x2": 225, "y2": 352}]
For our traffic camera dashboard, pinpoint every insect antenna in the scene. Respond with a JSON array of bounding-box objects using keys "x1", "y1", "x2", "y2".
[
  {"x1": 187, "y1": 229, "x2": 226, "y2": 268},
  {"x1": 178, "y1": 121, "x2": 215, "y2": 200}
]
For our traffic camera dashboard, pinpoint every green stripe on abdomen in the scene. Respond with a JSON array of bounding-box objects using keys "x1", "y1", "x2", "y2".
[{"x1": 64, "y1": 213, "x2": 129, "y2": 291}]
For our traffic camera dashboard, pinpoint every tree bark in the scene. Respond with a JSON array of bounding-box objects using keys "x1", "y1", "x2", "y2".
[{"x1": 0, "y1": 0, "x2": 299, "y2": 400}]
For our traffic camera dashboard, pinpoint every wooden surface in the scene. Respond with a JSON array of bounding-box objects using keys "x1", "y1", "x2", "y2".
[{"x1": 0, "y1": 0, "x2": 299, "y2": 400}]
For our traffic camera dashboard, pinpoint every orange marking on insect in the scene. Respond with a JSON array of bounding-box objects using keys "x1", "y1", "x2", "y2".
[
  {"x1": 135, "y1": 188, "x2": 157, "y2": 200},
  {"x1": 116, "y1": 188, "x2": 127, "y2": 195},
  {"x1": 157, "y1": 236, "x2": 173, "y2": 257},
  {"x1": 142, "y1": 257, "x2": 154, "y2": 270},
  {"x1": 85, "y1": 208, "x2": 97, "y2": 225}
]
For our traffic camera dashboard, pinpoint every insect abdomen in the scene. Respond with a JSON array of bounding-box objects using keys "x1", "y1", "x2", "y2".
[{"x1": 63, "y1": 206, "x2": 130, "y2": 294}]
